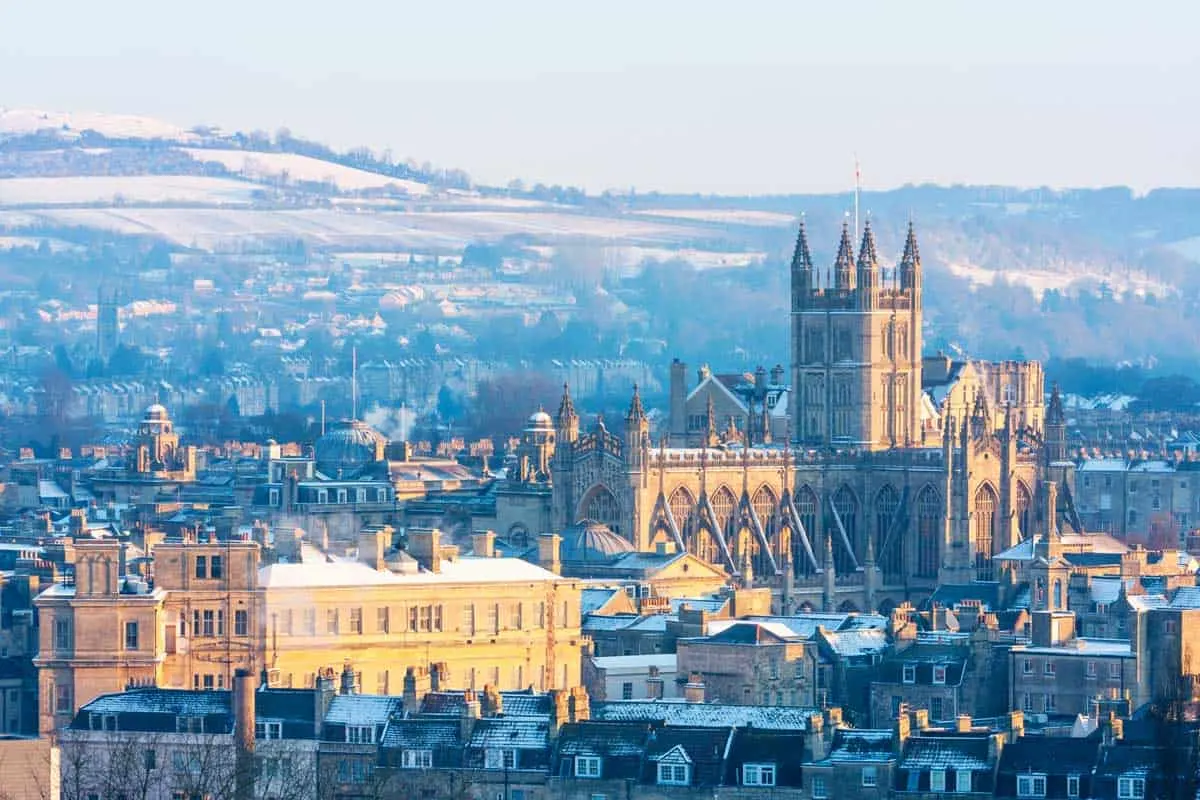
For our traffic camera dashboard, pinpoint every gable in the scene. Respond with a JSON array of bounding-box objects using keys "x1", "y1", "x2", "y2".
[
  {"x1": 685, "y1": 375, "x2": 748, "y2": 414},
  {"x1": 652, "y1": 553, "x2": 728, "y2": 581},
  {"x1": 658, "y1": 744, "x2": 692, "y2": 764}
]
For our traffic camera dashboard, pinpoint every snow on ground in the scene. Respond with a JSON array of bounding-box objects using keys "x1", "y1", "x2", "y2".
[
  {"x1": 947, "y1": 261, "x2": 1172, "y2": 300},
  {"x1": 638, "y1": 208, "x2": 796, "y2": 227},
  {"x1": 1167, "y1": 236, "x2": 1200, "y2": 262},
  {"x1": 0, "y1": 235, "x2": 83, "y2": 253},
  {"x1": 0, "y1": 108, "x2": 195, "y2": 141},
  {"x1": 608, "y1": 245, "x2": 765, "y2": 271},
  {"x1": 181, "y1": 148, "x2": 430, "y2": 195},
  {"x1": 0, "y1": 176, "x2": 258, "y2": 206},
  {"x1": 0, "y1": 208, "x2": 708, "y2": 252}
]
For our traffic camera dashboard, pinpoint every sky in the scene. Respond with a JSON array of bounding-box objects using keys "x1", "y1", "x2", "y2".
[{"x1": 2, "y1": 1, "x2": 1197, "y2": 195}]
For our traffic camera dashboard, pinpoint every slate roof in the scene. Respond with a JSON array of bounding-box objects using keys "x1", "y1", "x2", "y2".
[
  {"x1": 581, "y1": 587, "x2": 623, "y2": 614},
  {"x1": 380, "y1": 717, "x2": 459, "y2": 749},
  {"x1": 995, "y1": 734, "x2": 1101, "y2": 799},
  {"x1": 642, "y1": 726, "x2": 733, "y2": 787},
  {"x1": 700, "y1": 621, "x2": 793, "y2": 645},
  {"x1": 73, "y1": 686, "x2": 318, "y2": 738},
  {"x1": 925, "y1": 582, "x2": 1002, "y2": 611},
  {"x1": 79, "y1": 688, "x2": 228, "y2": 718},
  {"x1": 592, "y1": 699, "x2": 816, "y2": 730},
  {"x1": 876, "y1": 642, "x2": 968, "y2": 685},
  {"x1": 418, "y1": 690, "x2": 551, "y2": 718},
  {"x1": 899, "y1": 734, "x2": 994, "y2": 771},
  {"x1": 467, "y1": 717, "x2": 548, "y2": 750},
  {"x1": 1169, "y1": 586, "x2": 1200, "y2": 609},
  {"x1": 818, "y1": 729, "x2": 895, "y2": 763},
  {"x1": 324, "y1": 694, "x2": 402, "y2": 726},
  {"x1": 583, "y1": 613, "x2": 641, "y2": 632},
  {"x1": 1063, "y1": 552, "x2": 1123, "y2": 568},
  {"x1": 724, "y1": 728, "x2": 807, "y2": 787},
  {"x1": 821, "y1": 628, "x2": 890, "y2": 659}
]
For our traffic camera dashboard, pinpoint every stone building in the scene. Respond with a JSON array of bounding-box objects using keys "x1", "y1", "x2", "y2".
[
  {"x1": 675, "y1": 621, "x2": 819, "y2": 707},
  {"x1": 87, "y1": 404, "x2": 198, "y2": 504},
  {"x1": 474, "y1": 220, "x2": 1054, "y2": 616}
]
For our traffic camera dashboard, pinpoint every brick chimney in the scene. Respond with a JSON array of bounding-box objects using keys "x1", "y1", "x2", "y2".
[
  {"x1": 549, "y1": 689, "x2": 570, "y2": 739},
  {"x1": 646, "y1": 665, "x2": 664, "y2": 700},
  {"x1": 460, "y1": 690, "x2": 481, "y2": 741},
  {"x1": 340, "y1": 661, "x2": 357, "y2": 695},
  {"x1": 471, "y1": 530, "x2": 497, "y2": 558},
  {"x1": 956, "y1": 715, "x2": 972, "y2": 733},
  {"x1": 538, "y1": 533, "x2": 562, "y2": 575},
  {"x1": 430, "y1": 662, "x2": 448, "y2": 691},
  {"x1": 315, "y1": 668, "x2": 337, "y2": 734},
  {"x1": 358, "y1": 527, "x2": 390, "y2": 571},
  {"x1": 403, "y1": 666, "x2": 431, "y2": 717},
  {"x1": 684, "y1": 672, "x2": 705, "y2": 704},
  {"x1": 893, "y1": 706, "x2": 911, "y2": 758},
  {"x1": 569, "y1": 686, "x2": 590, "y2": 722},
  {"x1": 407, "y1": 528, "x2": 442, "y2": 573},
  {"x1": 481, "y1": 684, "x2": 504, "y2": 717},
  {"x1": 1008, "y1": 710, "x2": 1025, "y2": 741}
]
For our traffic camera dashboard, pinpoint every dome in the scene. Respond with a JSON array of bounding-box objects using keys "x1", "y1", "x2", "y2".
[
  {"x1": 560, "y1": 519, "x2": 635, "y2": 563},
  {"x1": 527, "y1": 409, "x2": 553, "y2": 429},
  {"x1": 144, "y1": 403, "x2": 169, "y2": 421},
  {"x1": 315, "y1": 419, "x2": 386, "y2": 478}
]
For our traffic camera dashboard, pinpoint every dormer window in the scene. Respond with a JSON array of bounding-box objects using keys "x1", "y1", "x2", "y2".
[
  {"x1": 1118, "y1": 776, "x2": 1146, "y2": 799},
  {"x1": 1017, "y1": 773, "x2": 1047, "y2": 797},
  {"x1": 932, "y1": 665, "x2": 947, "y2": 685},
  {"x1": 902, "y1": 664, "x2": 916, "y2": 684},
  {"x1": 401, "y1": 749, "x2": 432, "y2": 769},
  {"x1": 744, "y1": 763, "x2": 776, "y2": 786},
  {"x1": 255, "y1": 720, "x2": 282, "y2": 740},
  {"x1": 484, "y1": 749, "x2": 517, "y2": 770},
  {"x1": 575, "y1": 755, "x2": 602, "y2": 778},
  {"x1": 346, "y1": 725, "x2": 375, "y2": 744},
  {"x1": 89, "y1": 713, "x2": 117, "y2": 731},
  {"x1": 657, "y1": 745, "x2": 692, "y2": 786}
]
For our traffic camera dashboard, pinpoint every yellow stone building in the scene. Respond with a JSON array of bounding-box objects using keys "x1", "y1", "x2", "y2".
[{"x1": 35, "y1": 529, "x2": 582, "y2": 733}]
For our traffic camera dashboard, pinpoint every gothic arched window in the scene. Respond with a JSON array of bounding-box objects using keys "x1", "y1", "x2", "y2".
[
  {"x1": 874, "y1": 485, "x2": 902, "y2": 580},
  {"x1": 1016, "y1": 482, "x2": 1033, "y2": 539},
  {"x1": 973, "y1": 484, "x2": 999, "y2": 581},
  {"x1": 752, "y1": 485, "x2": 780, "y2": 576},
  {"x1": 831, "y1": 485, "x2": 859, "y2": 574},
  {"x1": 916, "y1": 486, "x2": 941, "y2": 578},
  {"x1": 669, "y1": 486, "x2": 697, "y2": 544},
  {"x1": 795, "y1": 485, "x2": 818, "y2": 577},
  {"x1": 580, "y1": 484, "x2": 621, "y2": 536}
]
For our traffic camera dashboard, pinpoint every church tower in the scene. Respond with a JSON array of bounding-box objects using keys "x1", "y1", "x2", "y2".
[{"x1": 791, "y1": 219, "x2": 924, "y2": 450}]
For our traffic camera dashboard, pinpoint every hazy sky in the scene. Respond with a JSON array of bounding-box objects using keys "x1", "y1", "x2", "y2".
[{"x1": 2, "y1": 1, "x2": 1197, "y2": 194}]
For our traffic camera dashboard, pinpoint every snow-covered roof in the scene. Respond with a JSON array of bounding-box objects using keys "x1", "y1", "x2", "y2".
[
  {"x1": 260, "y1": 551, "x2": 563, "y2": 589},
  {"x1": 324, "y1": 694, "x2": 402, "y2": 726},
  {"x1": 592, "y1": 699, "x2": 818, "y2": 731},
  {"x1": 591, "y1": 654, "x2": 677, "y2": 673}
]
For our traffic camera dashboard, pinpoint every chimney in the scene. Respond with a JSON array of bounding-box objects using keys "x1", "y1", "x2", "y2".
[
  {"x1": 471, "y1": 530, "x2": 497, "y2": 558},
  {"x1": 340, "y1": 661, "x2": 357, "y2": 695},
  {"x1": 646, "y1": 665, "x2": 664, "y2": 700},
  {"x1": 910, "y1": 708, "x2": 930, "y2": 730},
  {"x1": 569, "y1": 686, "x2": 590, "y2": 722},
  {"x1": 430, "y1": 662, "x2": 448, "y2": 691},
  {"x1": 481, "y1": 684, "x2": 504, "y2": 717},
  {"x1": 684, "y1": 672, "x2": 705, "y2": 704},
  {"x1": 1008, "y1": 710, "x2": 1025, "y2": 741},
  {"x1": 538, "y1": 533, "x2": 562, "y2": 575},
  {"x1": 403, "y1": 667, "x2": 431, "y2": 717},
  {"x1": 893, "y1": 707, "x2": 911, "y2": 757},
  {"x1": 460, "y1": 690, "x2": 481, "y2": 741},
  {"x1": 358, "y1": 527, "x2": 389, "y2": 571},
  {"x1": 315, "y1": 668, "x2": 337, "y2": 733},
  {"x1": 407, "y1": 528, "x2": 442, "y2": 573},
  {"x1": 234, "y1": 669, "x2": 256, "y2": 800},
  {"x1": 549, "y1": 689, "x2": 570, "y2": 740},
  {"x1": 823, "y1": 707, "x2": 843, "y2": 731},
  {"x1": 956, "y1": 715, "x2": 972, "y2": 733},
  {"x1": 1102, "y1": 711, "x2": 1124, "y2": 744}
]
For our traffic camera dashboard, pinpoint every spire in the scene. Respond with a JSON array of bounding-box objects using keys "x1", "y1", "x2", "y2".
[
  {"x1": 705, "y1": 393, "x2": 719, "y2": 447},
  {"x1": 856, "y1": 218, "x2": 880, "y2": 307},
  {"x1": 857, "y1": 218, "x2": 879, "y2": 272},
  {"x1": 791, "y1": 215, "x2": 815, "y2": 295},
  {"x1": 1047, "y1": 383, "x2": 1065, "y2": 426},
  {"x1": 900, "y1": 220, "x2": 921, "y2": 292},
  {"x1": 557, "y1": 383, "x2": 577, "y2": 425},
  {"x1": 625, "y1": 383, "x2": 645, "y2": 423},
  {"x1": 834, "y1": 218, "x2": 857, "y2": 291}
]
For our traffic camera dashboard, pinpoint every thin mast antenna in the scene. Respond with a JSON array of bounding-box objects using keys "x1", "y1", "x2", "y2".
[
  {"x1": 854, "y1": 155, "x2": 861, "y2": 243},
  {"x1": 351, "y1": 346, "x2": 358, "y2": 420}
]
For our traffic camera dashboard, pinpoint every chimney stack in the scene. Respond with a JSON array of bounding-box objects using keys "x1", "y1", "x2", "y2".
[
  {"x1": 358, "y1": 527, "x2": 389, "y2": 571},
  {"x1": 403, "y1": 666, "x2": 431, "y2": 717},
  {"x1": 893, "y1": 706, "x2": 911, "y2": 757},
  {"x1": 646, "y1": 665, "x2": 664, "y2": 700},
  {"x1": 407, "y1": 528, "x2": 442, "y2": 573},
  {"x1": 549, "y1": 689, "x2": 570, "y2": 740},
  {"x1": 538, "y1": 533, "x2": 562, "y2": 575},
  {"x1": 234, "y1": 668, "x2": 256, "y2": 800},
  {"x1": 340, "y1": 661, "x2": 357, "y2": 695},
  {"x1": 460, "y1": 690, "x2": 481, "y2": 741},
  {"x1": 956, "y1": 715, "x2": 973, "y2": 733},
  {"x1": 684, "y1": 672, "x2": 705, "y2": 704},
  {"x1": 471, "y1": 530, "x2": 497, "y2": 558}
]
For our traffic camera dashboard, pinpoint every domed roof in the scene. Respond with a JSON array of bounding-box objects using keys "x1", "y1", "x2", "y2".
[
  {"x1": 560, "y1": 519, "x2": 635, "y2": 563},
  {"x1": 315, "y1": 419, "x2": 386, "y2": 478},
  {"x1": 144, "y1": 403, "x2": 169, "y2": 421},
  {"x1": 527, "y1": 409, "x2": 553, "y2": 429}
]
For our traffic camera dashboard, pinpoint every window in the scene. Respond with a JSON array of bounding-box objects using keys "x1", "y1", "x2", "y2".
[
  {"x1": 744, "y1": 763, "x2": 776, "y2": 787},
  {"x1": 434, "y1": 605, "x2": 443, "y2": 632},
  {"x1": 303, "y1": 608, "x2": 316, "y2": 635},
  {"x1": 931, "y1": 696, "x2": 945, "y2": 720},
  {"x1": 1046, "y1": 693, "x2": 1057, "y2": 712},
  {"x1": 234, "y1": 609, "x2": 248, "y2": 637},
  {"x1": 956, "y1": 770, "x2": 972, "y2": 793},
  {"x1": 203, "y1": 674, "x2": 214, "y2": 690},
  {"x1": 202, "y1": 610, "x2": 215, "y2": 637},
  {"x1": 463, "y1": 605, "x2": 475, "y2": 635},
  {"x1": 256, "y1": 721, "x2": 282, "y2": 739},
  {"x1": 812, "y1": 775, "x2": 828, "y2": 799},
  {"x1": 1118, "y1": 776, "x2": 1145, "y2": 799},
  {"x1": 377, "y1": 607, "x2": 389, "y2": 634},
  {"x1": 861, "y1": 765, "x2": 878, "y2": 787},
  {"x1": 346, "y1": 725, "x2": 375, "y2": 744},
  {"x1": 217, "y1": 610, "x2": 225, "y2": 636},
  {"x1": 1110, "y1": 662, "x2": 1121, "y2": 679},
  {"x1": 195, "y1": 555, "x2": 207, "y2": 579},
  {"x1": 657, "y1": 762, "x2": 689, "y2": 785},
  {"x1": 269, "y1": 488, "x2": 279, "y2": 506},
  {"x1": 575, "y1": 756, "x2": 602, "y2": 778},
  {"x1": 930, "y1": 770, "x2": 946, "y2": 792},
  {"x1": 349, "y1": 607, "x2": 363, "y2": 634},
  {"x1": 1024, "y1": 658, "x2": 1034, "y2": 674},
  {"x1": 1044, "y1": 660, "x2": 1056, "y2": 675},
  {"x1": 487, "y1": 603, "x2": 499, "y2": 635},
  {"x1": 1017, "y1": 774, "x2": 1047, "y2": 798},
  {"x1": 124, "y1": 621, "x2": 139, "y2": 650},
  {"x1": 1023, "y1": 693, "x2": 1034, "y2": 712},
  {"x1": 419, "y1": 606, "x2": 432, "y2": 632},
  {"x1": 210, "y1": 555, "x2": 223, "y2": 579},
  {"x1": 1165, "y1": 619, "x2": 1178, "y2": 634},
  {"x1": 143, "y1": 749, "x2": 156, "y2": 769},
  {"x1": 401, "y1": 749, "x2": 433, "y2": 769},
  {"x1": 622, "y1": 682, "x2": 634, "y2": 700},
  {"x1": 1087, "y1": 660, "x2": 1097, "y2": 679},
  {"x1": 317, "y1": 489, "x2": 328, "y2": 505},
  {"x1": 511, "y1": 603, "x2": 523, "y2": 630},
  {"x1": 484, "y1": 749, "x2": 516, "y2": 770},
  {"x1": 54, "y1": 619, "x2": 72, "y2": 651},
  {"x1": 902, "y1": 664, "x2": 916, "y2": 684},
  {"x1": 177, "y1": 716, "x2": 203, "y2": 733},
  {"x1": 933, "y1": 665, "x2": 947, "y2": 685},
  {"x1": 1067, "y1": 774, "x2": 1081, "y2": 798},
  {"x1": 327, "y1": 609, "x2": 339, "y2": 635},
  {"x1": 337, "y1": 489, "x2": 347, "y2": 504},
  {"x1": 54, "y1": 684, "x2": 72, "y2": 713},
  {"x1": 356, "y1": 488, "x2": 366, "y2": 504}
]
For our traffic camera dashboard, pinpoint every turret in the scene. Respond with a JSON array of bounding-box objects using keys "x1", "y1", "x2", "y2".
[
  {"x1": 1045, "y1": 384, "x2": 1067, "y2": 464},
  {"x1": 624, "y1": 384, "x2": 649, "y2": 466},
  {"x1": 705, "y1": 393, "x2": 719, "y2": 448},
  {"x1": 834, "y1": 219, "x2": 856, "y2": 292},
  {"x1": 791, "y1": 216, "x2": 815, "y2": 309},
  {"x1": 822, "y1": 532, "x2": 836, "y2": 612},
  {"x1": 856, "y1": 219, "x2": 880, "y2": 310},
  {"x1": 899, "y1": 221, "x2": 921, "y2": 296},
  {"x1": 556, "y1": 383, "x2": 579, "y2": 444}
]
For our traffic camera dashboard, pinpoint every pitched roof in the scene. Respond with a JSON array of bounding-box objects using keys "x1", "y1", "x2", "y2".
[
  {"x1": 700, "y1": 621, "x2": 793, "y2": 645},
  {"x1": 642, "y1": 726, "x2": 733, "y2": 787},
  {"x1": 592, "y1": 699, "x2": 816, "y2": 730},
  {"x1": 418, "y1": 690, "x2": 551, "y2": 718},
  {"x1": 900, "y1": 733, "x2": 994, "y2": 771},
  {"x1": 324, "y1": 694, "x2": 402, "y2": 727},
  {"x1": 997, "y1": 735, "x2": 1101, "y2": 776},
  {"x1": 818, "y1": 729, "x2": 896, "y2": 763}
]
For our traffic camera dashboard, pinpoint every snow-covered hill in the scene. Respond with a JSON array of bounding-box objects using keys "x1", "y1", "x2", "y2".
[{"x1": 0, "y1": 108, "x2": 199, "y2": 142}]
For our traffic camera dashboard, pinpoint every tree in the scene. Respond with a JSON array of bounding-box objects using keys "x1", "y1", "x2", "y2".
[{"x1": 466, "y1": 371, "x2": 560, "y2": 441}]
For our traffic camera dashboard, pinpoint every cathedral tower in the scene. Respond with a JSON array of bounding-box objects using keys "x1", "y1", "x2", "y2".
[{"x1": 791, "y1": 219, "x2": 924, "y2": 450}]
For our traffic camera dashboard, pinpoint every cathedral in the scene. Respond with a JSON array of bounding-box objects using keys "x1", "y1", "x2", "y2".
[{"x1": 493, "y1": 219, "x2": 1067, "y2": 613}]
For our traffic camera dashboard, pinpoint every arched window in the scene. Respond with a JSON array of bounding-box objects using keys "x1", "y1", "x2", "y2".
[
  {"x1": 669, "y1": 486, "x2": 697, "y2": 545},
  {"x1": 1053, "y1": 579, "x2": 1063, "y2": 610},
  {"x1": 831, "y1": 485, "x2": 859, "y2": 574},
  {"x1": 709, "y1": 487, "x2": 737, "y2": 567},
  {"x1": 752, "y1": 486, "x2": 780, "y2": 577},
  {"x1": 795, "y1": 485, "x2": 818, "y2": 577},
  {"x1": 579, "y1": 485, "x2": 622, "y2": 535},
  {"x1": 916, "y1": 486, "x2": 941, "y2": 579},
  {"x1": 874, "y1": 485, "x2": 902, "y2": 581},
  {"x1": 1016, "y1": 482, "x2": 1033, "y2": 539},
  {"x1": 973, "y1": 484, "x2": 999, "y2": 581}
]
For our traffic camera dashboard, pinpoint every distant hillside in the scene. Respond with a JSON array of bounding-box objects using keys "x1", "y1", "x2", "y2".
[{"x1": 3, "y1": 108, "x2": 1200, "y2": 369}]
